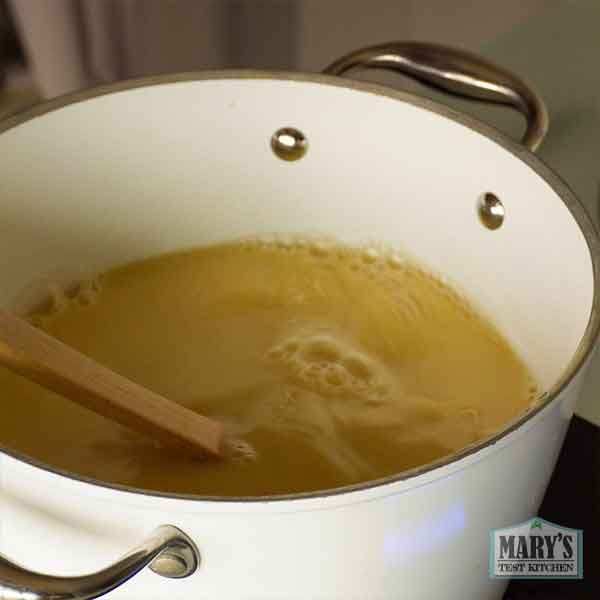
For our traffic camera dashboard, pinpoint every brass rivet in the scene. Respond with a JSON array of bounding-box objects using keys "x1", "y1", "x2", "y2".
[
  {"x1": 271, "y1": 127, "x2": 307, "y2": 161},
  {"x1": 478, "y1": 192, "x2": 505, "y2": 230}
]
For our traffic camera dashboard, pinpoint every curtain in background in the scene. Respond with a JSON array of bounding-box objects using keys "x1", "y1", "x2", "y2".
[
  {"x1": 8, "y1": 0, "x2": 299, "y2": 97},
  {"x1": 8, "y1": 0, "x2": 547, "y2": 98}
]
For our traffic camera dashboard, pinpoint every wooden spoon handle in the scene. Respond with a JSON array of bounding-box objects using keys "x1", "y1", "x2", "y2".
[{"x1": 0, "y1": 309, "x2": 223, "y2": 458}]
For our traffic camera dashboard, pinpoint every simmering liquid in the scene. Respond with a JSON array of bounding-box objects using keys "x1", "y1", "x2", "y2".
[{"x1": 0, "y1": 240, "x2": 537, "y2": 496}]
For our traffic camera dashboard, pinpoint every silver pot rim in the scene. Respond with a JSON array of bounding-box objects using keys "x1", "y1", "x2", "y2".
[{"x1": 1, "y1": 69, "x2": 598, "y2": 504}]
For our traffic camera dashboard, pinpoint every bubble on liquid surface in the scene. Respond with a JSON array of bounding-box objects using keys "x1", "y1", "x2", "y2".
[
  {"x1": 265, "y1": 328, "x2": 389, "y2": 404},
  {"x1": 387, "y1": 254, "x2": 404, "y2": 269},
  {"x1": 309, "y1": 242, "x2": 330, "y2": 258},
  {"x1": 362, "y1": 248, "x2": 379, "y2": 264},
  {"x1": 225, "y1": 436, "x2": 258, "y2": 462},
  {"x1": 303, "y1": 336, "x2": 341, "y2": 362}
]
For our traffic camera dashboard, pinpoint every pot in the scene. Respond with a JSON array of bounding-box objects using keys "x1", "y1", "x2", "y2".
[{"x1": 0, "y1": 42, "x2": 598, "y2": 600}]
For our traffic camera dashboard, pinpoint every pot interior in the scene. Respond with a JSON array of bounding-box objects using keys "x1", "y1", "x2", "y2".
[{"x1": 0, "y1": 75, "x2": 594, "y2": 394}]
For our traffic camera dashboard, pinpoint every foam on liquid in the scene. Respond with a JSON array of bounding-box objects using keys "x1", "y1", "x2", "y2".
[{"x1": 0, "y1": 239, "x2": 538, "y2": 496}]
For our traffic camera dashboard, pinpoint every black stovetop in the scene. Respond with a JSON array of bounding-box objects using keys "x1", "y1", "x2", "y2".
[{"x1": 504, "y1": 416, "x2": 599, "y2": 599}]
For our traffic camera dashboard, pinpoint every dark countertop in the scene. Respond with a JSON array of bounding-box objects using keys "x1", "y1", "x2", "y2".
[{"x1": 504, "y1": 416, "x2": 599, "y2": 599}]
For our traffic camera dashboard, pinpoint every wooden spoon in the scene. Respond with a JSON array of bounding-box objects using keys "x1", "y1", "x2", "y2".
[{"x1": 0, "y1": 308, "x2": 224, "y2": 458}]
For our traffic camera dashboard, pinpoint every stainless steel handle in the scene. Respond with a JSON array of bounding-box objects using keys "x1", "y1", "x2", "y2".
[
  {"x1": 0, "y1": 525, "x2": 198, "y2": 600},
  {"x1": 323, "y1": 41, "x2": 549, "y2": 152}
]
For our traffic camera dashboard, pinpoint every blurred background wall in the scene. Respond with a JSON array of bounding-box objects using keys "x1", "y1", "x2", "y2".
[
  {"x1": 4, "y1": 0, "x2": 552, "y2": 95},
  {"x1": 0, "y1": 0, "x2": 599, "y2": 425}
]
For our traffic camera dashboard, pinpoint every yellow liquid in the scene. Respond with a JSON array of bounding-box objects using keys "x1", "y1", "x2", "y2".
[{"x1": 0, "y1": 240, "x2": 537, "y2": 496}]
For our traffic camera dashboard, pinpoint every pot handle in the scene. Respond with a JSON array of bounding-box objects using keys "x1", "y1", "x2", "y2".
[
  {"x1": 0, "y1": 524, "x2": 199, "y2": 600},
  {"x1": 323, "y1": 41, "x2": 548, "y2": 152}
]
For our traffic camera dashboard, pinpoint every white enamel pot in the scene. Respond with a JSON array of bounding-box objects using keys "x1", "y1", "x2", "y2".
[{"x1": 0, "y1": 42, "x2": 598, "y2": 600}]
